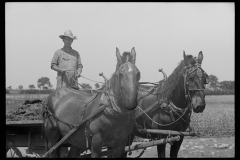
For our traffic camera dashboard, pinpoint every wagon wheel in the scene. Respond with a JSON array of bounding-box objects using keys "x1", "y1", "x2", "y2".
[
  {"x1": 6, "y1": 147, "x2": 9, "y2": 153},
  {"x1": 6, "y1": 147, "x2": 23, "y2": 157}
]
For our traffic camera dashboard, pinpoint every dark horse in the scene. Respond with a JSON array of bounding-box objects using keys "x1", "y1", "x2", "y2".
[
  {"x1": 43, "y1": 47, "x2": 140, "y2": 158},
  {"x1": 121, "y1": 51, "x2": 209, "y2": 158}
]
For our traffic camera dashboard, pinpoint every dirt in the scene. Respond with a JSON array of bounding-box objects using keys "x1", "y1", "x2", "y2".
[
  {"x1": 6, "y1": 103, "x2": 44, "y2": 121},
  {"x1": 7, "y1": 137, "x2": 235, "y2": 158},
  {"x1": 127, "y1": 137, "x2": 235, "y2": 158}
]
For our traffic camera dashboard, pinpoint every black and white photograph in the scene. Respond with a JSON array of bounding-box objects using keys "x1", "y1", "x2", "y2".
[{"x1": 6, "y1": 2, "x2": 234, "y2": 158}]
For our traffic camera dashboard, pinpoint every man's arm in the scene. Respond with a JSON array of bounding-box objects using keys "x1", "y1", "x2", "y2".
[
  {"x1": 76, "y1": 53, "x2": 83, "y2": 78},
  {"x1": 51, "y1": 50, "x2": 67, "y2": 74},
  {"x1": 51, "y1": 65, "x2": 67, "y2": 74}
]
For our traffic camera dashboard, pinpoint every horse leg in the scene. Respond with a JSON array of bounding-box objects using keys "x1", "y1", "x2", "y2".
[
  {"x1": 44, "y1": 118, "x2": 61, "y2": 158},
  {"x1": 121, "y1": 134, "x2": 135, "y2": 158},
  {"x1": 157, "y1": 134, "x2": 166, "y2": 158},
  {"x1": 91, "y1": 133, "x2": 104, "y2": 158},
  {"x1": 68, "y1": 145, "x2": 81, "y2": 158},
  {"x1": 111, "y1": 136, "x2": 129, "y2": 158},
  {"x1": 106, "y1": 147, "x2": 113, "y2": 158},
  {"x1": 169, "y1": 135, "x2": 184, "y2": 158}
]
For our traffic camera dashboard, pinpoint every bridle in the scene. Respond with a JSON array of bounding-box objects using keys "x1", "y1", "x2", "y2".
[
  {"x1": 180, "y1": 61, "x2": 206, "y2": 103},
  {"x1": 135, "y1": 60, "x2": 208, "y2": 127},
  {"x1": 112, "y1": 61, "x2": 140, "y2": 111}
]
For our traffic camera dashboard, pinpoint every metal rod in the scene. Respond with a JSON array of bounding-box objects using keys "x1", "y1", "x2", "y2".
[
  {"x1": 79, "y1": 136, "x2": 180, "y2": 158},
  {"x1": 138, "y1": 129, "x2": 197, "y2": 136},
  {"x1": 27, "y1": 129, "x2": 32, "y2": 154}
]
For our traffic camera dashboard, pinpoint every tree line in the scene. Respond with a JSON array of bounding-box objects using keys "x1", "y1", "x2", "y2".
[
  {"x1": 6, "y1": 76, "x2": 104, "y2": 94},
  {"x1": 204, "y1": 75, "x2": 234, "y2": 95},
  {"x1": 6, "y1": 75, "x2": 234, "y2": 95}
]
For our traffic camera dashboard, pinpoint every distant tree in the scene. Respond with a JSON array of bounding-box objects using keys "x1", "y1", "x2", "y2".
[
  {"x1": 29, "y1": 84, "x2": 35, "y2": 89},
  {"x1": 43, "y1": 86, "x2": 48, "y2": 90},
  {"x1": 7, "y1": 86, "x2": 12, "y2": 90},
  {"x1": 81, "y1": 83, "x2": 92, "y2": 89},
  {"x1": 6, "y1": 88, "x2": 9, "y2": 94},
  {"x1": 49, "y1": 83, "x2": 53, "y2": 89},
  {"x1": 18, "y1": 85, "x2": 23, "y2": 90},
  {"x1": 219, "y1": 81, "x2": 234, "y2": 91},
  {"x1": 95, "y1": 83, "x2": 100, "y2": 89},
  {"x1": 208, "y1": 75, "x2": 219, "y2": 90},
  {"x1": 37, "y1": 77, "x2": 51, "y2": 89}
]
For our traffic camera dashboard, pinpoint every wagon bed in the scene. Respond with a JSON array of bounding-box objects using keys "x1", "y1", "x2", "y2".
[{"x1": 6, "y1": 120, "x2": 69, "y2": 157}]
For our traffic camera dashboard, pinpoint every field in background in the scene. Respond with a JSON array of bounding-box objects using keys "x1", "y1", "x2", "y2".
[
  {"x1": 6, "y1": 94, "x2": 49, "y2": 111},
  {"x1": 6, "y1": 94, "x2": 49, "y2": 100},
  {"x1": 190, "y1": 95, "x2": 234, "y2": 138}
]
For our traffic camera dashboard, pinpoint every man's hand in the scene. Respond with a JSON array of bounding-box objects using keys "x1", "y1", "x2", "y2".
[
  {"x1": 61, "y1": 69, "x2": 68, "y2": 75},
  {"x1": 76, "y1": 72, "x2": 81, "y2": 78}
]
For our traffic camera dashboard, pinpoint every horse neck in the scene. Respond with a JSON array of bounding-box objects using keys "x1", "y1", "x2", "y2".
[
  {"x1": 108, "y1": 75, "x2": 123, "y2": 107},
  {"x1": 170, "y1": 77, "x2": 187, "y2": 109}
]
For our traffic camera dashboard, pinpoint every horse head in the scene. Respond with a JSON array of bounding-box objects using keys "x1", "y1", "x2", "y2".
[
  {"x1": 181, "y1": 51, "x2": 209, "y2": 113},
  {"x1": 109, "y1": 47, "x2": 141, "y2": 111}
]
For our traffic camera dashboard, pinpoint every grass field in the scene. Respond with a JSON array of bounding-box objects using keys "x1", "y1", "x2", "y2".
[
  {"x1": 6, "y1": 94, "x2": 49, "y2": 100},
  {"x1": 190, "y1": 95, "x2": 234, "y2": 138}
]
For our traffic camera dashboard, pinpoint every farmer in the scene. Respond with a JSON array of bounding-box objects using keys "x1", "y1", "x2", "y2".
[{"x1": 51, "y1": 30, "x2": 83, "y2": 89}]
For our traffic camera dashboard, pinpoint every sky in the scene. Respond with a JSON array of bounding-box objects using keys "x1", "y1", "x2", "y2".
[{"x1": 6, "y1": 2, "x2": 234, "y2": 90}]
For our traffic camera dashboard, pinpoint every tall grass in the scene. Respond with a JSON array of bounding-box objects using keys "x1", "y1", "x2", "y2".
[{"x1": 190, "y1": 95, "x2": 234, "y2": 138}]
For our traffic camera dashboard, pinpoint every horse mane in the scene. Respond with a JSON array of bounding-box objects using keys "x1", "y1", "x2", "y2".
[
  {"x1": 122, "y1": 52, "x2": 132, "y2": 63},
  {"x1": 115, "y1": 52, "x2": 132, "y2": 70},
  {"x1": 157, "y1": 55, "x2": 196, "y2": 99}
]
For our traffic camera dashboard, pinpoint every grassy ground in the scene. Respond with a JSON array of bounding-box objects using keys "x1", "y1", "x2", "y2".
[
  {"x1": 190, "y1": 95, "x2": 234, "y2": 138},
  {"x1": 6, "y1": 94, "x2": 49, "y2": 100}
]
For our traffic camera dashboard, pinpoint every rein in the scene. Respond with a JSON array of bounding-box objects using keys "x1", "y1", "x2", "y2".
[{"x1": 136, "y1": 62, "x2": 206, "y2": 127}]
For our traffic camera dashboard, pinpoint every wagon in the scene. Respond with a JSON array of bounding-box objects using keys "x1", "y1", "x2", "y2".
[
  {"x1": 6, "y1": 120, "x2": 70, "y2": 158},
  {"x1": 6, "y1": 119, "x2": 196, "y2": 158}
]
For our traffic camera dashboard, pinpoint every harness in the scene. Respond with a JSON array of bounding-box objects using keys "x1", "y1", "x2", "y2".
[
  {"x1": 42, "y1": 61, "x2": 139, "y2": 155},
  {"x1": 135, "y1": 61, "x2": 206, "y2": 131}
]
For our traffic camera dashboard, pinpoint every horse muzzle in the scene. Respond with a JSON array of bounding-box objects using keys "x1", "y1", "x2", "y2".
[
  {"x1": 191, "y1": 96, "x2": 206, "y2": 113},
  {"x1": 193, "y1": 104, "x2": 205, "y2": 113}
]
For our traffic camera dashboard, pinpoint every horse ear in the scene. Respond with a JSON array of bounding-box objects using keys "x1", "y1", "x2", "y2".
[
  {"x1": 198, "y1": 51, "x2": 203, "y2": 64},
  {"x1": 130, "y1": 47, "x2": 136, "y2": 64},
  {"x1": 183, "y1": 51, "x2": 190, "y2": 66},
  {"x1": 116, "y1": 47, "x2": 122, "y2": 64}
]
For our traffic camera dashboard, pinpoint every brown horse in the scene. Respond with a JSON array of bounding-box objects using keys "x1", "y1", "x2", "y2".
[
  {"x1": 121, "y1": 51, "x2": 209, "y2": 158},
  {"x1": 43, "y1": 47, "x2": 141, "y2": 158}
]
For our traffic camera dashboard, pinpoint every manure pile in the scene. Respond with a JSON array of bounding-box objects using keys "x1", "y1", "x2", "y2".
[{"x1": 6, "y1": 100, "x2": 44, "y2": 121}]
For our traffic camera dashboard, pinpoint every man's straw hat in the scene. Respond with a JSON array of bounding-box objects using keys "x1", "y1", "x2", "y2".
[{"x1": 59, "y1": 30, "x2": 77, "y2": 40}]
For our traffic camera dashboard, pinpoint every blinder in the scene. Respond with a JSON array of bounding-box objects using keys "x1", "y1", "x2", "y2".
[{"x1": 182, "y1": 62, "x2": 208, "y2": 101}]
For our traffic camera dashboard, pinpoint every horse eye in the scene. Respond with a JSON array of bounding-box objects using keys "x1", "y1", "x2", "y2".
[{"x1": 119, "y1": 72, "x2": 124, "y2": 78}]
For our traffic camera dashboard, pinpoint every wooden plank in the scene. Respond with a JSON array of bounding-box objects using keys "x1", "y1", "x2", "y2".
[
  {"x1": 6, "y1": 134, "x2": 45, "y2": 147},
  {"x1": 79, "y1": 136, "x2": 180, "y2": 158},
  {"x1": 138, "y1": 129, "x2": 197, "y2": 136},
  {"x1": 6, "y1": 121, "x2": 43, "y2": 127}
]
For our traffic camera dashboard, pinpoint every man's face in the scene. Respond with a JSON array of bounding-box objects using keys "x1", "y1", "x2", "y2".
[{"x1": 63, "y1": 37, "x2": 73, "y2": 47}]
